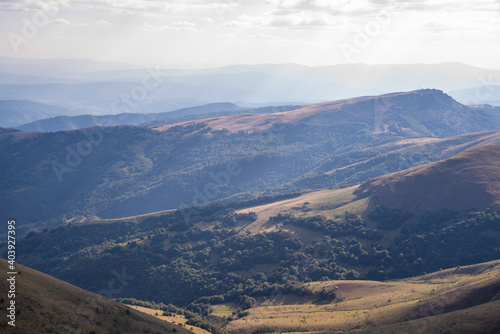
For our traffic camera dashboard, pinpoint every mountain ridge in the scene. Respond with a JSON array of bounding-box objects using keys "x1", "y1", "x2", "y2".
[
  {"x1": 153, "y1": 89, "x2": 498, "y2": 138},
  {"x1": 3, "y1": 90, "x2": 500, "y2": 236},
  {"x1": 17, "y1": 102, "x2": 244, "y2": 132},
  {"x1": 0, "y1": 100, "x2": 70, "y2": 128},
  {"x1": 1, "y1": 59, "x2": 499, "y2": 111}
]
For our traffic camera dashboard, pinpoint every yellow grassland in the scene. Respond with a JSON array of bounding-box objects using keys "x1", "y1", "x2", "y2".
[
  {"x1": 126, "y1": 305, "x2": 211, "y2": 334},
  {"x1": 226, "y1": 259, "x2": 500, "y2": 333}
]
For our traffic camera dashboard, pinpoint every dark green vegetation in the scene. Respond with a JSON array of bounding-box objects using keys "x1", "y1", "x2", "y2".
[
  {"x1": 9, "y1": 145, "x2": 500, "y2": 330},
  {"x1": 14, "y1": 200, "x2": 500, "y2": 317},
  {"x1": 3, "y1": 90, "x2": 500, "y2": 236},
  {"x1": 0, "y1": 259, "x2": 192, "y2": 334}
]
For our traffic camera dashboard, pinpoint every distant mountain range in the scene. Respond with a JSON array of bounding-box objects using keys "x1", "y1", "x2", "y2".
[
  {"x1": 0, "y1": 56, "x2": 141, "y2": 83},
  {"x1": 448, "y1": 85, "x2": 500, "y2": 106},
  {"x1": 2, "y1": 89, "x2": 500, "y2": 237},
  {"x1": 1, "y1": 58, "x2": 499, "y2": 115},
  {"x1": 17, "y1": 103, "x2": 244, "y2": 132},
  {"x1": 0, "y1": 100, "x2": 69, "y2": 128}
]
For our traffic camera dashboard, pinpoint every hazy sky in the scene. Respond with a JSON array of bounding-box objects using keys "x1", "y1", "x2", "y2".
[{"x1": 1, "y1": 0, "x2": 499, "y2": 69}]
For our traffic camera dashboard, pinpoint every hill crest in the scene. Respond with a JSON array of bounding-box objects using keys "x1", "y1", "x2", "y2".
[
  {"x1": 356, "y1": 145, "x2": 500, "y2": 212},
  {"x1": 152, "y1": 89, "x2": 480, "y2": 137}
]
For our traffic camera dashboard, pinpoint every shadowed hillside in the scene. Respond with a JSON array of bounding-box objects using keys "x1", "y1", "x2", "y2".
[
  {"x1": 0, "y1": 259, "x2": 192, "y2": 334},
  {"x1": 0, "y1": 100, "x2": 69, "y2": 128},
  {"x1": 238, "y1": 144, "x2": 500, "y2": 230},
  {"x1": 356, "y1": 145, "x2": 500, "y2": 212}
]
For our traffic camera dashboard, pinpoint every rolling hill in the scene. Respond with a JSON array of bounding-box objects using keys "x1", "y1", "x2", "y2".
[
  {"x1": 2, "y1": 90, "x2": 500, "y2": 237},
  {"x1": 356, "y1": 145, "x2": 500, "y2": 212},
  {"x1": 237, "y1": 145, "x2": 500, "y2": 234},
  {"x1": 9, "y1": 146, "x2": 500, "y2": 324},
  {"x1": 0, "y1": 259, "x2": 191, "y2": 334}
]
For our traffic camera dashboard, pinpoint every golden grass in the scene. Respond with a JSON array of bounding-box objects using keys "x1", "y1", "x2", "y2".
[
  {"x1": 153, "y1": 99, "x2": 345, "y2": 134},
  {"x1": 236, "y1": 186, "x2": 369, "y2": 235},
  {"x1": 212, "y1": 304, "x2": 236, "y2": 317},
  {"x1": 226, "y1": 259, "x2": 500, "y2": 333},
  {"x1": 126, "y1": 305, "x2": 211, "y2": 334},
  {"x1": 152, "y1": 92, "x2": 429, "y2": 134},
  {"x1": 359, "y1": 300, "x2": 500, "y2": 334}
]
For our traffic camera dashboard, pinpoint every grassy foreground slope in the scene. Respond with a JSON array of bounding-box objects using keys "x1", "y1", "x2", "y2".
[
  {"x1": 224, "y1": 260, "x2": 500, "y2": 333},
  {"x1": 0, "y1": 259, "x2": 192, "y2": 334},
  {"x1": 360, "y1": 301, "x2": 500, "y2": 334}
]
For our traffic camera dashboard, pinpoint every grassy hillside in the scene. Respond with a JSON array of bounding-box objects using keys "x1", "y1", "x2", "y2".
[
  {"x1": 224, "y1": 259, "x2": 500, "y2": 333},
  {"x1": 0, "y1": 259, "x2": 192, "y2": 334},
  {"x1": 125, "y1": 305, "x2": 211, "y2": 334},
  {"x1": 356, "y1": 145, "x2": 500, "y2": 211}
]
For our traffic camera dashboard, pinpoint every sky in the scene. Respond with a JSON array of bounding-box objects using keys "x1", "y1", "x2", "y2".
[{"x1": 0, "y1": 0, "x2": 499, "y2": 69}]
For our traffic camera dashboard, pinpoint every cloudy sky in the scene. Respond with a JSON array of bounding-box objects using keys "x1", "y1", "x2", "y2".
[{"x1": 1, "y1": 0, "x2": 499, "y2": 69}]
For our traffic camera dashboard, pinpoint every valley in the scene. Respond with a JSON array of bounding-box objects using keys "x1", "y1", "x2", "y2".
[
  {"x1": 2, "y1": 1, "x2": 499, "y2": 332},
  {"x1": 5, "y1": 144, "x2": 499, "y2": 333},
  {"x1": 1, "y1": 84, "x2": 500, "y2": 334}
]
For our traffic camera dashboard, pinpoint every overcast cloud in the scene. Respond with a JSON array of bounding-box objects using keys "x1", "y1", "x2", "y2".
[{"x1": 0, "y1": 0, "x2": 499, "y2": 68}]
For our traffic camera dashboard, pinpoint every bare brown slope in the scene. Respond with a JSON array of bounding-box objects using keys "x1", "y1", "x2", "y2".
[
  {"x1": 153, "y1": 98, "x2": 361, "y2": 133},
  {"x1": 153, "y1": 90, "x2": 439, "y2": 133},
  {"x1": 358, "y1": 300, "x2": 500, "y2": 334},
  {"x1": 355, "y1": 145, "x2": 500, "y2": 212},
  {"x1": 0, "y1": 259, "x2": 191, "y2": 334}
]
